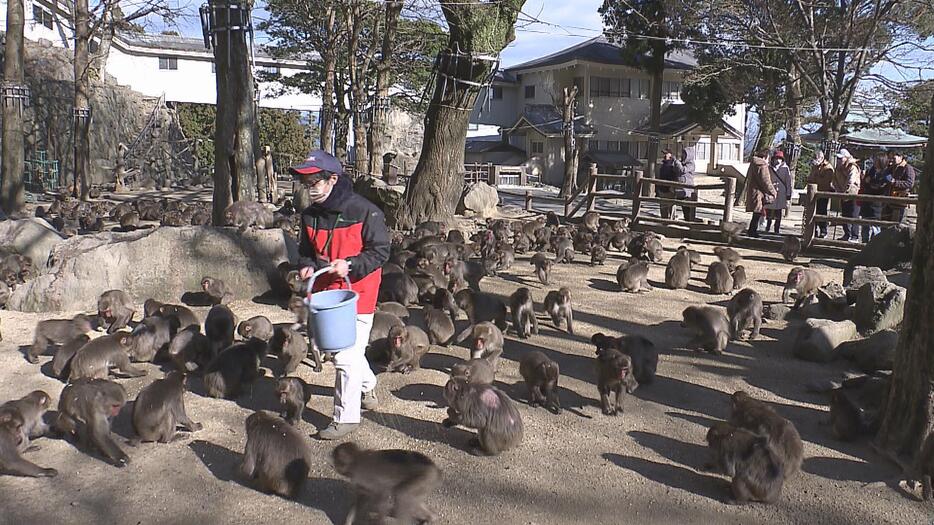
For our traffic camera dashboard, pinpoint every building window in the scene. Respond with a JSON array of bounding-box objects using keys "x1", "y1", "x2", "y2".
[
  {"x1": 159, "y1": 57, "x2": 178, "y2": 70},
  {"x1": 525, "y1": 85, "x2": 535, "y2": 99},
  {"x1": 605, "y1": 140, "x2": 620, "y2": 152},
  {"x1": 258, "y1": 65, "x2": 280, "y2": 77},
  {"x1": 663, "y1": 81, "x2": 682, "y2": 101},
  {"x1": 637, "y1": 79, "x2": 650, "y2": 99},
  {"x1": 492, "y1": 86, "x2": 503, "y2": 100},
  {"x1": 637, "y1": 141, "x2": 648, "y2": 159},
  {"x1": 717, "y1": 142, "x2": 741, "y2": 161},
  {"x1": 531, "y1": 141, "x2": 544, "y2": 154},
  {"x1": 32, "y1": 5, "x2": 53, "y2": 29},
  {"x1": 590, "y1": 76, "x2": 630, "y2": 98},
  {"x1": 695, "y1": 142, "x2": 709, "y2": 160}
]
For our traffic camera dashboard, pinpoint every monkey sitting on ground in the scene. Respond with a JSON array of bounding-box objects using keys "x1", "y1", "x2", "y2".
[
  {"x1": 530, "y1": 252, "x2": 553, "y2": 285},
  {"x1": 0, "y1": 410, "x2": 57, "y2": 477},
  {"x1": 727, "y1": 288, "x2": 763, "y2": 341},
  {"x1": 224, "y1": 201, "x2": 274, "y2": 232},
  {"x1": 705, "y1": 421, "x2": 785, "y2": 504},
  {"x1": 276, "y1": 377, "x2": 311, "y2": 425},
  {"x1": 590, "y1": 333, "x2": 658, "y2": 385},
  {"x1": 781, "y1": 236, "x2": 802, "y2": 262},
  {"x1": 56, "y1": 378, "x2": 130, "y2": 467},
  {"x1": 442, "y1": 379, "x2": 523, "y2": 456},
  {"x1": 205, "y1": 304, "x2": 237, "y2": 356},
  {"x1": 731, "y1": 265, "x2": 747, "y2": 290},
  {"x1": 729, "y1": 391, "x2": 803, "y2": 477},
  {"x1": 132, "y1": 371, "x2": 202, "y2": 443},
  {"x1": 595, "y1": 346, "x2": 639, "y2": 416},
  {"x1": 713, "y1": 246, "x2": 742, "y2": 271},
  {"x1": 69, "y1": 332, "x2": 149, "y2": 380},
  {"x1": 237, "y1": 316, "x2": 274, "y2": 342},
  {"x1": 240, "y1": 411, "x2": 311, "y2": 498},
  {"x1": 449, "y1": 358, "x2": 495, "y2": 385},
  {"x1": 332, "y1": 442, "x2": 441, "y2": 525},
  {"x1": 665, "y1": 247, "x2": 694, "y2": 289},
  {"x1": 268, "y1": 326, "x2": 316, "y2": 376},
  {"x1": 519, "y1": 351, "x2": 561, "y2": 414},
  {"x1": 681, "y1": 306, "x2": 730, "y2": 355},
  {"x1": 52, "y1": 334, "x2": 90, "y2": 379},
  {"x1": 543, "y1": 287, "x2": 574, "y2": 334},
  {"x1": 509, "y1": 287, "x2": 538, "y2": 339},
  {"x1": 167, "y1": 325, "x2": 214, "y2": 374},
  {"x1": 422, "y1": 306, "x2": 455, "y2": 347},
  {"x1": 782, "y1": 267, "x2": 824, "y2": 309},
  {"x1": 705, "y1": 261, "x2": 733, "y2": 295},
  {"x1": 453, "y1": 289, "x2": 508, "y2": 331},
  {"x1": 464, "y1": 322, "x2": 505, "y2": 368},
  {"x1": 202, "y1": 338, "x2": 267, "y2": 399},
  {"x1": 98, "y1": 289, "x2": 136, "y2": 334},
  {"x1": 201, "y1": 276, "x2": 233, "y2": 305},
  {"x1": 591, "y1": 244, "x2": 608, "y2": 265},
  {"x1": 27, "y1": 313, "x2": 95, "y2": 363},
  {"x1": 385, "y1": 325, "x2": 431, "y2": 374},
  {"x1": 0, "y1": 391, "x2": 53, "y2": 452},
  {"x1": 617, "y1": 260, "x2": 652, "y2": 293}
]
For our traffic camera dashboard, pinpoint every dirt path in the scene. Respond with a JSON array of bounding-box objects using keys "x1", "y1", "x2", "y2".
[{"x1": 0, "y1": 236, "x2": 926, "y2": 524}]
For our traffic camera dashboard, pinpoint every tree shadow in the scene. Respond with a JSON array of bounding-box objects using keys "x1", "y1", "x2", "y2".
[
  {"x1": 393, "y1": 383, "x2": 446, "y2": 408},
  {"x1": 297, "y1": 477, "x2": 354, "y2": 525},
  {"x1": 665, "y1": 411, "x2": 720, "y2": 429},
  {"x1": 189, "y1": 439, "x2": 247, "y2": 487},
  {"x1": 421, "y1": 351, "x2": 463, "y2": 374},
  {"x1": 628, "y1": 430, "x2": 710, "y2": 471},
  {"x1": 251, "y1": 290, "x2": 289, "y2": 307},
  {"x1": 507, "y1": 380, "x2": 596, "y2": 418},
  {"x1": 602, "y1": 453, "x2": 726, "y2": 502},
  {"x1": 685, "y1": 283, "x2": 711, "y2": 294},
  {"x1": 501, "y1": 338, "x2": 594, "y2": 385},
  {"x1": 758, "y1": 279, "x2": 787, "y2": 288},
  {"x1": 588, "y1": 278, "x2": 619, "y2": 292},
  {"x1": 802, "y1": 456, "x2": 895, "y2": 483},
  {"x1": 181, "y1": 291, "x2": 216, "y2": 307},
  {"x1": 363, "y1": 411, "x2": 473, "y2": 451}
]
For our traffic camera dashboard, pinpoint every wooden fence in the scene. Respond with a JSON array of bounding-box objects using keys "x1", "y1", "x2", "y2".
[{"x1": 800, "y1": 183, "x2": 918, "y2": 249}]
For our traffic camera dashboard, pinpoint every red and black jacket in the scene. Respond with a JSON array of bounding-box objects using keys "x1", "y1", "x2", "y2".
[{"x1": 298, "y1": 175, "x2": 389, "y2": 314}]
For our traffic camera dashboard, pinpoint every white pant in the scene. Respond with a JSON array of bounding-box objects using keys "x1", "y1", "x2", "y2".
[{"x1": 331, "y1": 313, "x2": 377, "y2": 424}]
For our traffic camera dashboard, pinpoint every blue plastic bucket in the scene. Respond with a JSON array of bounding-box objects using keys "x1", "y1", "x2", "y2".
[{"x1": 304, "y1": 267, "x2": 358, "y2": 352}]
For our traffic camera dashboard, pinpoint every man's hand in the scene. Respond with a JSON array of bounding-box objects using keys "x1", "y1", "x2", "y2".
[
  {"x1": 329, "y1": 259, "x2": 350, "y2": 278},
  {"x1": 299, "y1": 266, "x2": 315, "y2": 280}
]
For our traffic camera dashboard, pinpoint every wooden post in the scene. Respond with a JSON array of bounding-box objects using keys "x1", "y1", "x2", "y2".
[
  {"x1": 631, "y1": 166, "x2": 643, "y2": 221},
  {"x1": 723, "y1": 176, "x2": 735, "y2": 223},
  {"x1": 586, "y1": 163, "x2": 598, "y2": 211},
  {"x1": 491, "y1": 164, "x2": 499, "y2": 186},
  {"x1": 525, "y1": 190, "x2": 533, "y2": 211},
  {"x1": 520, "y1": 166, "x2": 528, "y2": 186},
  {"x1": 802, "y1": 183, "x2": 817, "y2": 249}
]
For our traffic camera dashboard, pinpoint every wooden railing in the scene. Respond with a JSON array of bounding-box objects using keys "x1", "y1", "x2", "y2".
[{"x1": 800, "y1": 183, "x2": 918, "y2": 249}]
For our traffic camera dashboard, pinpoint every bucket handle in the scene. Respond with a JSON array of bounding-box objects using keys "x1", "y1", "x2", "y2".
[{"x1": 305, "y1": 263, "x2": 353, "y2": 297}]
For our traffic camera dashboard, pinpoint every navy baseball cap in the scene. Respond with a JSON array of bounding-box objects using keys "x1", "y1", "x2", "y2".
[{"x1": 289, "y1": 149, "x2": 343, "y2": 178}]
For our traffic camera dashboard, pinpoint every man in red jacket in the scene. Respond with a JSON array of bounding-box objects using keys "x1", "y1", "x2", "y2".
[{"x1": 290, "y1": 150, "x2": 390, "y2": 440}]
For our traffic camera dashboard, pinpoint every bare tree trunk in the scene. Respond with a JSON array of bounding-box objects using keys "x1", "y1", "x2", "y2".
[
  {"x1": 334, "y1": 70, "x2": 350, "y2": 163},
  {"x1": 319, "y1": 6, "x2": 336, "y2": 153},
  {"x1": 346, "y1": 3, "x2": 377, "y2": 179},
  {"x1": 645, "y1": 67, "x2": 663, "y2": 183},
  {"x1": 559, "y1": 85, "x2": 579, "y2": 198},
  {"x1": 211, "y1": 0, "x2": 258, "y2": 225},
  {"x1": 873, "y1": 94, "x2": 934, "y2": 467},
  {"x1": 368, "y1": 0, "x2": 402, "y2": 179},
  {"x1": 90, "y1": 9, "x2": 113, "y2": 84},
  {"x1": 73, "y1": 0, "x2": 91, "y2": 200},
  {"x1": 1, "y1": 0, "x2": 26, "y2": 213}
]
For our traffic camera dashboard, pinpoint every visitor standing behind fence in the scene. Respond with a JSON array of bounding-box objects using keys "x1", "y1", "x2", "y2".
[
  {"x1": 674, "y1": 146, "x2": 697, "y2": 221},
  {"x1": 765, "y1": 150, "x2": 792, "y2": 234},
  {"x1": 832, "y1": 148, "x2": 861, "y2": 243},
  {"x1": 858, "y1": 154, "x2": 888, "y2": 243},
  {"x1": 657, "y1": 149, "x2": 677, "y2": 219},
  {"x1": 883, "y1": 151, "x2": 916, "y2": 223},
  {"x1": 744, "y1": 149, "x2": 777, "y2": 238},
  {"x1": 807, "y1": 151, "x2": 835, "y2": 238}
]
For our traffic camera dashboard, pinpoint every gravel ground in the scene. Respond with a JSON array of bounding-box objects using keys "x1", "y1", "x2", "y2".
[{"x1": 0, "y1": 234, "x2": 929, "y2": 525}]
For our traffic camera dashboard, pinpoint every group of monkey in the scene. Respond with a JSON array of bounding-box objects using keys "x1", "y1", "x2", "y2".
[{"x1": 0, "y1": 205, "x2": 898, "y2": 518}]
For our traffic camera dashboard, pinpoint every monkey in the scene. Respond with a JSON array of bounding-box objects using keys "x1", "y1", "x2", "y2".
[
  {"x1": 56, "y1": 378, "x2": 130, "y2": 467},
  {"x1": 132, "y1": 371, "x2": 201, "y2": 443},
  {"x1": 0, "y1": 254, "x2": 36, "y2": 284},
  {"x1": 729, "y1": 390, "x2": 804, "y2": 477},
  {"x1": 681, "y1": 306, "x2": 730, "y2": 355},
  {"x1": 69, "y1": 332, "x2": 149, "y2": 380},
  {"x1": 386, "y1": 325, "x2": 431, "y2": 374},
  {"x1": 332, "y1": 442, "x2": 441, "y2": 525},
  {"x1": 595, "y1": 346, "x2": 639, "y2": 416},
  {"x1": 28, "y1": 313, "x2": 95, "y2": 363},
  {"x1": 665, "y1": 247, "x2": 693, "y2": 289},
  {"x1": 465, "y1": 322, "x2": 505, "y2": 367},
  {"x1": 276, "y1": 377, "x2": 311, "y2": 425},
  {"x1": 269, "y1": 326, "x2": 319, "y2": 375},
  {"x1": 154, "y1": 303, "x2": 200, "y2": 329},
  {"x1": 592, "y1": 333, "x2": 659, "y2": 385},
  {"x1": 431, "y1": 288, "x2": 460, "y2": 321},
  {"x1": 453, "y1": 289, "x2": 508, "y2": 331},
  {"x1": 0, "y1": 410, "x2": 57, "y2": 477},
  {"x1": 51, "y1": 334, "x2": 90, "y2": 379},
  {"x1": 609, "y1": 231, "x2": 631, "y2": 252},
  {"x1": 423, "y1": 306, "x2": 455, "y2": 346},
  {"x1": 287, "y1": 296, "x2": 308, "y2": 331},
  {"x1": 519, "y1": 351, "x2": 561, "y2": 414},
  {"x1": 552, "y1": 236, "x2": 575, "y2": 264},
  {"x1": 240, "y1": 411, "x2": 311, "y2": 498},
  {"x1": 160, "y1": 211, "x2": 186, "y2": 227},
  {"x1": 782, "y1": 267, "x2": 824, "y2": 309},
  {"x1": 442, "y1": 379, "x2": 523, "y2": 456},
  {"x1": 731, "y1": 265, "x2": 747, "y2": 290},
  {"x1": 98, "y1": 289, "x2": 136, "y2": 334},
  {"x1": 513, "y1": 231, "x2": 532, "y2": 254},
  {"x1": 442, "y1": 256, "x2": 484, "y2": 292},
  {"x1": 591, "y1": 244, "x2": 608, "y2": 266},
  {"x1": 581, "y1": 210, "x2": 600, "y2": 233},
  {"x1": 628, "y1": 232, "x2": 665, "y2": 262},
  {"x1": 727, "y1": 288, "x2": 763, "y2": 341},
  {"x1": 118, "y1": 211, "x2": 140, "y2": 232},
  {"x1": 449, "y1": 358, "x2": 495, "y2": 385},
  {"x1": 204, "y1": 304, "x2": 237, "y2": 356},
  {"x1": 201, "y1": 276, "x2": 232, "y2": 305},
  {"x1": 447, "y1": 229, "x2": 466, "y2": 244},
  {"x1": 143, "y1": 298, "x2": 164, "y2": 317},
  {"x1": 617, "y1": 260, "x2": 652, "y2": 293},
  {"x1": 705, "y1": 422, "x2": 785, "y2": 504},
  {"x1": 713, "y1": 246, "x2": 742, "y2": 271},
  {"x1": 167, "y1": 325, "x2": 215, "y2": 374},
  {"x1": 781, "y1": 236, "x2": 802, "y2": 263},
  {"x1": 376, "y1": 302, "x2": 409, "y2": 320},
  {"x1": 129, "y1": 315, "x2": 180, "y2": 362},
  {"x1": 509, "y1": 287, "x2": 538, "y2": 339},
  {"x1": 705, "y1": 261, "x2": 733, "y2": 295},
  {"x1": 367, "y1": 312, "x2": 405, "y2": 367},
  {"x1": 202, "y1": 338, "x2": 267, "y2": 399},
  {"x1": 0, "y1": 391, "x2": 53, "y2": 453},
  {"x1": 530, "y1": 252, "x2": 553, "y2": 285},
  {"x1": 494, "y1": 243, "x2": 516, "y2": 273},
  {"x1": 224, "y1": 201, "x2": 274, "y2": 232},
  {"x1": 379, "y1": 272, "x2": 420, "y2": 305},
  {"x1": 545, "y1": 211, "x2": 560, "y2": 227},
  {"x1": 543, "y1": 287, "x2": 574, "y2": 334},
  {"x1": 237, "y1": 316, "x2": 274, "y2": 342},
  {"x1": 829, "y1": 389, "x2": 864, "y2": 442}
]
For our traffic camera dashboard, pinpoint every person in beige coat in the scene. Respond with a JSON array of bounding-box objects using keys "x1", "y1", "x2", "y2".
[
  {"x1": 807, "y1": 151, "x2": 835, "y2": 238},
  {"x1": 744, "y1": 150, "x2": 778, "y2": 238},
  {"x1": 832, "y1": 148, "x2": 861, "y2": 242}
]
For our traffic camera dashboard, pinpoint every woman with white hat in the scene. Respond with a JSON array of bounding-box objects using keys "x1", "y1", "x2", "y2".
[{"x1": 831, "y1": 148, "x2": 861, "y2": 242}]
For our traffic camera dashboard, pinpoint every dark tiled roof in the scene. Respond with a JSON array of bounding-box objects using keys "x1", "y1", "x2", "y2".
[
  {"x1": 504, "y1": 104, "x2": 596, "y2": 137},
  {"x1": 465, "y1": 140, "x2": 526, "y2": 154},
  {"x1": 116, "y1": 31, "x2": 287, "y2": 60},
  {"x1": 492, "y1": 70, "x2": 518, "y2": 84},
  {"x1": 506, "y1": 36, "x2": 697, "y2": 72},
  {"x1": 583, "y1": 151, "x2": 642, "y2": 168},
  {"x1": 633, "y1": 104, "x2": 741, "y2": 138}
]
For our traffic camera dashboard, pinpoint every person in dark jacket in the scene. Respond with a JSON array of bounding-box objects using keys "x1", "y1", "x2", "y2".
[
  {"x1": 858, "y1": 154, "x2": 888, "y2": 243},
  {"x1": 657, "y1": 149, "x2": 677, "y2": 219},
  {"x1": 674, "y1": 147, "x2": 697, "y2": 221},
  {"x1": 883, "y1": 151, "x2": 916, "y2": 223},
  {"x1": 291, "y1": 149, "x2": 390, "y2": 440}
]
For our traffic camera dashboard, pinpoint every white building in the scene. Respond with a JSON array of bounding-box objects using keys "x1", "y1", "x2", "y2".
[
  {"x1": 469, "y1": 36, "x2": 747, "y2": 186},
  {"x1": 8, "y1": 0, "x2": 320, "y2": 112}
]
